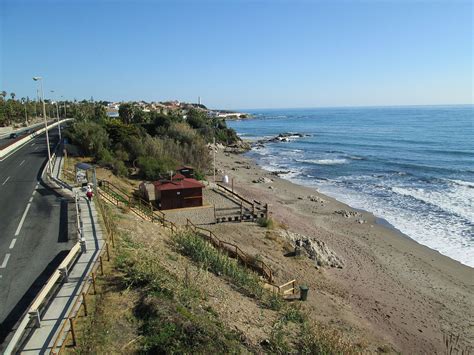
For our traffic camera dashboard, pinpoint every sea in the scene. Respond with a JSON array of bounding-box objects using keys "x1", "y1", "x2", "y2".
[{"x1": 227, "y1": 105, "x2": 474, "y2": 268}]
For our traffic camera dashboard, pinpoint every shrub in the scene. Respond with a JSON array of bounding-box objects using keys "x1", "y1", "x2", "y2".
[
  {"x1": 172, "y1": 231, "x2": 264, "y2": 298},
  {"x1": 137, "y1": 156, "x2": 177, "y2": 180},
  {"x1": 257, "y1": 217, "x2": 274, "y2": 229}
]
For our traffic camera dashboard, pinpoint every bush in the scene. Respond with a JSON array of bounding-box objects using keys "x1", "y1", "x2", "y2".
[
  {"x1": 172, "y1": 231, "x2": 264, "y2": 298},
  {"x1": 257, "y1": 217, "x2": 274, "y2": 229},
  {"x1": 137, "y1": 156, "x2": 177, "y2": 180}
]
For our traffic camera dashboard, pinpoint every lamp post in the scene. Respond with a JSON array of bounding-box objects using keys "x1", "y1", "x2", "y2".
[
  {"x1": 22, "y1": 98, "x2": 28, "y2": 126},
  {"x1": 61, "y1": 95, "x2": 67, "y2": 118},
  {"x1": 33, "y1": 77, "x2": 52, "y2": 175},
  {"x1": 50, "y1": 90, "x2": 61, "y2": 140}
]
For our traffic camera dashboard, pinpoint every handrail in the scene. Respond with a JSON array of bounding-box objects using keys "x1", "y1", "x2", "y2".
[{"x1": 185, "y1": 218, "x2": 274, "y2": 283}]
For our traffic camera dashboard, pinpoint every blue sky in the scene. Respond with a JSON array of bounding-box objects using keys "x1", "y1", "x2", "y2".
[{"x1": 1, "y1": 0, "x2": 472, "y2": 109}]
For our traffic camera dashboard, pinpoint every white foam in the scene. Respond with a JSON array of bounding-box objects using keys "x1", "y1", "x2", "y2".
[
  {"x1": 296, "y1": 158, "x2": 348, "y2": 165},
  {"x1": 392, "y1": 185, "x2": 474, "y2": 223}
]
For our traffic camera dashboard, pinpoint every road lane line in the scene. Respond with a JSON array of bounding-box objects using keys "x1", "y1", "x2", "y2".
[
  {"x1": 2, "y1": 176, "x2": 10, "y2": 185},
  {"x1": 31, "y1": 143, "x2": 35, "y2": 146},
  {"x1": 19, "y1": 159, "x2": 25, "y2": 166},
  {"x1": 0, "y1": 254, "x2": 11, "y2": 268},
  {"x1": 9, "y1": 239, "x2": 16, "y2": 249},
  {"x1": 29, "y1": 196, "x2": 33, "y2": 203},
  {"x1": 15, "y1": 203, "x2": 31, "y2": 236}
]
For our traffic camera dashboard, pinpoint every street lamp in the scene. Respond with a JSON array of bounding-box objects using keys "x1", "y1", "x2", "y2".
[
  {"x1": 50, "y1": 90, "x2": 61, "y2": 140},
  {"x1": 61, "y1": 95, "x2": 67, "y2": 118},
  {"x1": 33, "y1": 77, "x2": 52, "y2": 175}
]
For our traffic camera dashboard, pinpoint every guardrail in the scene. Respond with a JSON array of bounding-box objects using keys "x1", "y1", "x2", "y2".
[
  {"x1": 0, "y1": 119, "x2": 70, "y2": 159},
  {"x1": 3, "y1": 191, "x2": 83, "y2": 354}
]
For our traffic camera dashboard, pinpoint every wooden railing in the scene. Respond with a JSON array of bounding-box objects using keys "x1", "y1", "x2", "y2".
[
  {"x1": 214, "y1": 182, "x2": 269, "y2": 222},
  {"x1": 186, "y1": 218, "x2": 273, "y2": 283},
  {"x1": 98, "y1": 179, "x2": 176, "y2": 233}
]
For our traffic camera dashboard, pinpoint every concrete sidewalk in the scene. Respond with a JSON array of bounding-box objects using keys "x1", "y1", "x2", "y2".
[
  {"x1": 18, "y1": 149, "x2": 106, "y2": 353},
  {"x1": 20, "y1": 193, "x2": 105, "y2": 354}
]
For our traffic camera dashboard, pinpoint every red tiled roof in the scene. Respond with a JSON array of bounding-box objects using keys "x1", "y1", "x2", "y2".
[{"x1": 153, "y1": 178, "x2": 204, "y2": 191}]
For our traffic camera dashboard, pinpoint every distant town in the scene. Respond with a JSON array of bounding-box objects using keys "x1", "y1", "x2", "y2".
[{"x1": 105, "y1": 99, "x2": 249, "y2": 120}]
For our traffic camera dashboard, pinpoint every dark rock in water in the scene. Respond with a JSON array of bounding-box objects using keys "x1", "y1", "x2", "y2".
[{"x1": 252, "y1": 132, "x2": 305, "y2": 146}]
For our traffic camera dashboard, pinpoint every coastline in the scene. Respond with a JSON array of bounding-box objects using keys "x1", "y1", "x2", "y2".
[{"x1": 214, "y1": 146, "x2": 474, "y2": 352}]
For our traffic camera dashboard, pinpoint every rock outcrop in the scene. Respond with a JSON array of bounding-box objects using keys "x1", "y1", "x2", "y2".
[{"x1": 282, "y1": 231, "x2": 344, "y2": 268}]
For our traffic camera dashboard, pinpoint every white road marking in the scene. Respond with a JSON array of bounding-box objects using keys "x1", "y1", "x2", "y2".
[
  {"x1": 19, "y1": 159, "x2": 25, "y2": 166},
  {"x1": 31, "y1": 143, "x2": 35, "y2": 146},
  {"x1": 9, "y1": 239, "x2": 16, "y2": 249},
  {"x1": 29, "y1": 196, "x2": 33, "y2": 203},
  {"x1": 0, "y1": 254, "x2": 11, "y2": 268},
  {"x1": 15, "y1": 203, "x2": 31, "y2": 236},
  {"x1": 32, "y1": 190, "x2": 36, "y2": 196},
  {"x1": 34, "y1": 147, "x2": 38, "y2": 151},
  {"x1": 2, "y1": 176, "x2": 10, "y2": 185}
]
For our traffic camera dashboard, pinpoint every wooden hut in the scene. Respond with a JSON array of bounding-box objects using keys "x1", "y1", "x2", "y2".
[{"x1": 152, "y1": 174, "x2": 204, "y2": 210}]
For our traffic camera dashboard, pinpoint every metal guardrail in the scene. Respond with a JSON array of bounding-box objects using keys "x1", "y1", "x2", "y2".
[{"x1": 3, "y1": 193, "x2": 84, "y2": 354}]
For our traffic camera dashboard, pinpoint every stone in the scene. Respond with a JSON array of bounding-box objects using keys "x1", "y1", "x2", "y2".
[{"x1": 282, "y1": 231, "x2": 344, "y2": 268}]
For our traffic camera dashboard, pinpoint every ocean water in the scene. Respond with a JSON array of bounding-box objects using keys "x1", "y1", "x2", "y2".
[{"x1": 227, "y1": 105, "x2": 474, "y2": 267}]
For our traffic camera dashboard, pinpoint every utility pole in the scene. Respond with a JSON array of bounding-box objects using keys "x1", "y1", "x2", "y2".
[
  {"x1": 33, "y1": 77, "x2": 52, "y2": 175},
  {"x1": 22, "y1": 98, "x2": 28, "y2": 126},
  {"x1": 213, "y1": 136, "x2": 216, "y2": 182}
]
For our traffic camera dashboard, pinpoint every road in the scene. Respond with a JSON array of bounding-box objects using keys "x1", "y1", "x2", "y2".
[
  {"x1": 0, "y1": 120, "x2": 59, "y2": 148},
  {"x1": 0, "y1": 129, "x2": 74, "y2": 345}
]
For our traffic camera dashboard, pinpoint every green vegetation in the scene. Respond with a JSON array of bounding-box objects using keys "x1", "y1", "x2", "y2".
[
  {"x1": 112, "y1": 233, "x2": 246, "y2": 354},
  {"x1": 257, "y1": 217, "x2": 275, "y2": 229},
  {"x1": 172, "y1": 230, "x2": 264, "y2": 299},
  {"x1": 63, "y1": 101, "x2": 240, "y2": 180},
  {"x1": 268, "y1": 304, "x2": 356, "y2": 354},
  {"x1": 0, "y1": 92, "x2": 107, "y2": 127}
]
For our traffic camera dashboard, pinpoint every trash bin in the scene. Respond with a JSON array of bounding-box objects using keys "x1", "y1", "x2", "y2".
[{"x1": 299, "y1": 285, "x2": 309, "y2": 301}]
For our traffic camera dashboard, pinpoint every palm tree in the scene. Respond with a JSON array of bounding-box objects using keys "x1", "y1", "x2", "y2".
[
  {"x1": 10, "y1": 92, "x2": 16, "y2": 100},
  {"x1": 0, "y1": 91, "x2": 6, "y2": 100}
]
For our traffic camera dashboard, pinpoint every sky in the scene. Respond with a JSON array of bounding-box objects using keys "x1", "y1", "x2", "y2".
[{"x1": 1, "y1": 0, "x2": 473, "y2": 109}]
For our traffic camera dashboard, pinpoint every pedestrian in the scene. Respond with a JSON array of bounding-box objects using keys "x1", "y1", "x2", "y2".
[{"x1": 86, "y1": 186, "x2": 93, "y2": 202}]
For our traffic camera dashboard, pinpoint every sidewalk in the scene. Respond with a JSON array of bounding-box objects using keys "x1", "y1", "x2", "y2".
[
  {"x1": 20, "y1": 194, "x2": 105, "y2": 353},
  {"x1": 17, "y1": 148, "x2": 106, "y2": 353}
]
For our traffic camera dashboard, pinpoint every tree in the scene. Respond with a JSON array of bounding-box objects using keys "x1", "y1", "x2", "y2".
[
  {"x1": 118, "y1": 103, "x2": 135, "y2": 124},
  {"x1": 10, "y1": 92, "x2": 15, "y2": 100}
]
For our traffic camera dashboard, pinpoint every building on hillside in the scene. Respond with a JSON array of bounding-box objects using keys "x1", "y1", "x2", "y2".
[{"x1": 139, "y1": 174, "x2": 204, "y2": 210}]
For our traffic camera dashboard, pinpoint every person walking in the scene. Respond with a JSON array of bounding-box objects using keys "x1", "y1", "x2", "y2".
[{"x1": 86, "y1": 185, "x2": 93, "y2": 202}]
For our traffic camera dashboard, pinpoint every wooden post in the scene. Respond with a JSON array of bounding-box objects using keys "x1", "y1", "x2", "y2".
[
  {"x1": 232, "y1": 178, "x2": 234, "y2": 193},
  {"x1": 91, "y1": 272, "x2": 97, "y2": 294},
  {"x1": 69, "y1": 318, "x2": 77, "y2": 347},
  {"x1": 265, "y1": 204, "x2": 269, "y2": 219},
  {"x1": 240, "y1": 202, "x2": 243, "y2": 222},
  {"x1": 82, "y1": 292, "x2": 88, "y2": 316},
  {"x1": 292, "y1": 280, "x2": 296, "y2": 294},
  {"x1": 111, "y1": 231, "x2": 115, "y2": 248},
  {"x1": 106, "y1": 243, "x2": 110, "y2": 261},
  {"x1": 235, "y1": 245, "x2": 238, "y2": 257},
  {"x1": 99, "y1": 256, "x2": 104, "y2": 275}
]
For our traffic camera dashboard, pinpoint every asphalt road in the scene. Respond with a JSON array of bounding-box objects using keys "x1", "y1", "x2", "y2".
[
  {"x1": 0, "y1": 129, "x2": 74, "y2": 344},
  {"x1": 0, "y1": 120, "x2": 59, "y2": 148}
]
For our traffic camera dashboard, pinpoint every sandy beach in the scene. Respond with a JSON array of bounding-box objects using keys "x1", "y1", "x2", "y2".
[{"x1": 211, "y1": 147, "x2": 474, "y2": 353}]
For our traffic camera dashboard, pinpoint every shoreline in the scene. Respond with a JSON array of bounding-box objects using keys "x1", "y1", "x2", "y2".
[{"x1": 215, "y1": 146, "x2": 474, "y2": 352}]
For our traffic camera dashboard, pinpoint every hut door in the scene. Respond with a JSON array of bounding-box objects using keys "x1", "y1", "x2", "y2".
[{"x1": 176, "y1": 191, "x2": 184, "y2": 208}]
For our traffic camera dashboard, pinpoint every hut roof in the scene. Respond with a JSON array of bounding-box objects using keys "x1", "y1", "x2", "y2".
[{"x1": 153, "y1": 178, "x2": 204, "y2": 191}]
